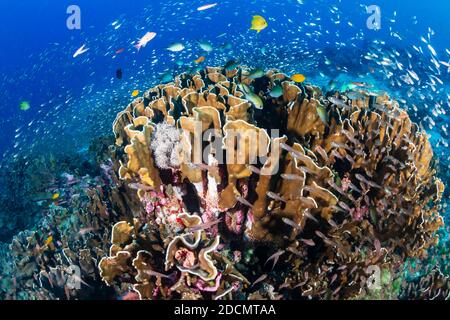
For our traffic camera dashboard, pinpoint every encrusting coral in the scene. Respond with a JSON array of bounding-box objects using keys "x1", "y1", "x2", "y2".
[{"x1": 100, "y1": 65, "x2": 445, "y2": 300}]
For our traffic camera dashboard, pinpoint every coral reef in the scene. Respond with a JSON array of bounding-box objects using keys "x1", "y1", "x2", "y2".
[
  {"x1": 400, "y1": 267, "x2": 449, "y2": 300},
  {"x1": 0, "y1": 137, "x2": 143, "y2": 300},
  {"x1": 0, "y1": 176, "x2": 113, "y2": 300},
  {"x1": 0, "y1": 145, "x2": 105, "y2": 242},
  {"x1": 0, "y1": 66, "x2": 445, "y2": 300},
  {"x1": 98, "y1": 66, "x2": 445, "y2": 300},
  {"x1": 0, "y1": 155, "x2": 59, "y2": 242}
]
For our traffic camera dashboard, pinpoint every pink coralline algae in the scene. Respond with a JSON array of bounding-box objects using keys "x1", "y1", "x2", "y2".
[
  {"x1": 196, "y1": 273, "x2": 223, "y2": 292},
  {"x1": 341, "y1": 176, "x2": 351, "y2": 192},
  {"x1": 175, "y1": 248, "x2": 197, "y2": 268},
  {"x1": 225, "y1": 209, "x2": 245, "y2": 234},
  {"x1": 351, "y1": 206, "x2": 369, "y2": 221}
]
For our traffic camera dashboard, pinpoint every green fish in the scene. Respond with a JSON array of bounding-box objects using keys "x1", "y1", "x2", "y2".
[
  {"x1": 198, "y1": 41, "x2": 213, "y2": 52},
  {"x1": 167, "y1": 43, "x2": 185, "y2": 52},
  {"x1": 248, "y1": 68, "x2": 264, "y2": 79},
  {"x1": 188, "y1": 66, "x2": 202, "y2": 74},
  {"x1": 369, "y1": 207, "x2": 378, "y2": 224},
  {"x1": 220, "y1": 43, "x2": 232, "y2": 50},
  {"x1": 19, "y1": 101, "x2": 31, "y2": 111},
  {"x1": 316, "y1": 104, "x2": 328, "y2": 124},
  {"x1": 240, "y1": 84, "x2": 263, "y2": 110},
  {"x1": 175, "y1": 60, "x2": 184, "y2": 67},
  {"x1": 240, "y1": 83, "x2": 251, "y2": 93},
  {"x1": 339, "y1": 83, "x2": 352, "y2": 92},
  {"x1": 161, "y1": 72, "x2": 174, "y2": 83},
  {"x1": 224, "y1": 59, "x2": 239, "y2": 71},
  {"x1": 269, "y1": 85, "x2": 283, "y2": 98},
  {"x1": 335, "y1": 174, "x2": 342, "y2": 187}
]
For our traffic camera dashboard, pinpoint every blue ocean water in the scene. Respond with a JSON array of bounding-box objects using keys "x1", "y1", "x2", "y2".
[
  {"x1": 2, "y1": 0, "x2": 447, "y2": 199},
  {"x1": 0, "y1": 0, "x2": 449, "y2": 157},
  {"x1": 0, "y1": 0, "x2": 449, "y2": 299}
]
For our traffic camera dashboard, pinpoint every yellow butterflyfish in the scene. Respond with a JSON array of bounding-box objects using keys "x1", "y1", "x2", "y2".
[
  {"x1": 291, "y1": 74, "x2": 306, "y2": 83},
  {"x1": 250, "y1": 15, "x2": 268, "y2": 33},
  {"x1": 45, "y1": 236, "x2": 54, "y2": 246},
  {"x1": 132, "y1": 90, "x2": 140, "y2": 97}
]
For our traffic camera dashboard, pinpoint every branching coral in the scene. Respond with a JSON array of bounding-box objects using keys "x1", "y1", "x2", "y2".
[{"x1": 101, "y1": 66, "x2": 445, "y2": 300}]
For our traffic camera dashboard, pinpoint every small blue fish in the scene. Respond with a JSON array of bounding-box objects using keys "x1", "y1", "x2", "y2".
[
  {"x1": 198, "y1": 40, "x2": 213, "y2": 52},
  {"x1": 161, "y1": 72, "x2": 173, "y2": 83},
  {"x1": 248, "y1": 68, "x2": 264, "y2": 79},
  {"x1": 269, "y1": 85, "x2": 283, "y2": 98},
  {"x1": 224, "y1": 59, "x2": 239, "y2": 71}
]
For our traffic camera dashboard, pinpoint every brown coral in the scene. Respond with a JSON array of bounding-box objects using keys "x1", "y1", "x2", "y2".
[{"x1": 102, "y1": 65, "x2": 444, "y2": 300}]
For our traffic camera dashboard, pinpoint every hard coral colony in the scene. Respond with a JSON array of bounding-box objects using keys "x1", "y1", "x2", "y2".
[{"x1": 95, "y1": 65, "x2": 445, "y2": 300}]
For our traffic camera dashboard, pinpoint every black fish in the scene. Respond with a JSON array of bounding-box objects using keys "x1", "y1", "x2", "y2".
[{"x1": 116, "y1": 68, "x2": 123, "y2": 79}]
